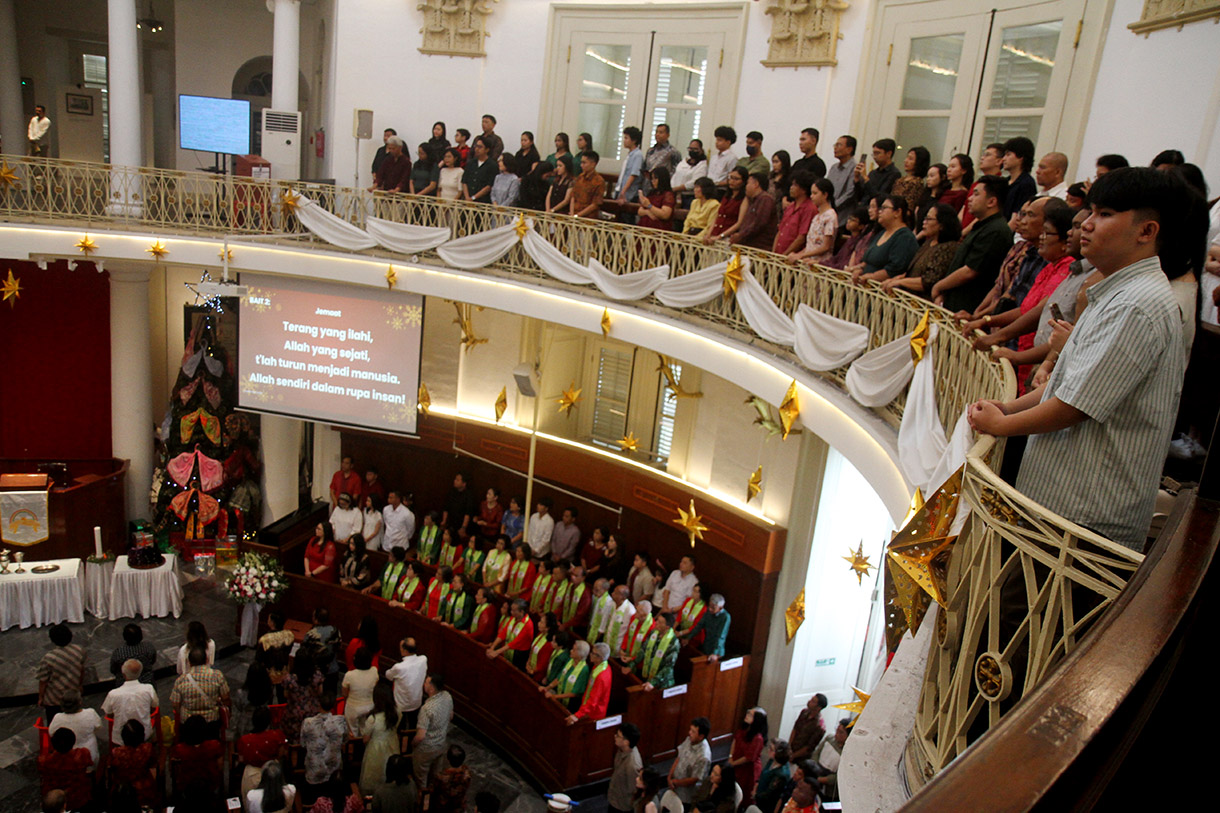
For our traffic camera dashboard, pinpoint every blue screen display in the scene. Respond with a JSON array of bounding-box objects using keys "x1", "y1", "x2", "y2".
[{"x1": 179, "y1": 95, "x2": 251, "y2": 154}]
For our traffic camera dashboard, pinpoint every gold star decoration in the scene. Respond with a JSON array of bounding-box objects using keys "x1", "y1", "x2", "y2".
[
  {"x1": 617, "y1": 431, "x2": 640, "y2": 452},
  {"x1": 784, "y1": 588, "x2": 805, "y2": 644},
  {"x1": 747, "y1": 466, "x2": 762, "y2": 503},
  {"x1": 218, "y1": 248, "x2": 235, "y2": 263},
  {"x1": 722, "y1": 251, "x2": 744, "y2": 300},
  {"x1": 278, "y1": 190, "x2": 300, "y2": 218},
  {"x1": 778, "y1": 380, "x2": 800, "y2": 440},
  {"x1": 557, "y1": 382, "x2": 583, "y2": 416},
  {"x1": 494, "y1": 386, "x2": 508, "y2": 422},
  {"x1": 417, "y1": 383, "x2": 431, "y2": 415},
  {"x1": 905, "y1": 487, "x2": 925, "y2": 526},
  {"x1": 672, "y1": 499, "x2": 708, "y2": 548},
  {"x1": 909, "y1": 309, "x2": 931, "y2": 363},
  {"x1": 0, "y1": 160, "x2": 20, "y2": 190},
  {"x1": 600, "y1": 308, "x2": 611, "y2": 337},
  {"x1": 146, "y1": 240, "x2": 169, "y2": 260},
  {"x1": 833, "y1": 687, "x2": 871, "y2": 726},
  {"x1": 75, "y1": 234, "x2": 98, "y2": 255},
  {"x1": 452, "y1": 302, "x2": 487, "y2": 352},
  {"x1": 1, "y1": 269, "x2": 22, "y2": 308},
  {"x1": 843, "y1": 542, "x2": 875, "y2": 585},
  {"x1": 386, "y1": 265, "x2": 398, "y2": 290},
  {"x1": 657, "y1": 354, "x2": 703, "y2": 399},
  {"x1": 513, "y1": 213, "x2": 530, "y2": 241}
]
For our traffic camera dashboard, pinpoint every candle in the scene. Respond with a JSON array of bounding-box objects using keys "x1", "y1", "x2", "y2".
[{"x1": 93, "y1": 526, "x2": 103, "y2": 559}]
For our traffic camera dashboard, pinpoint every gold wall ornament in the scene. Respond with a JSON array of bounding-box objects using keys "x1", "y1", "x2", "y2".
[
  {"x1": 418, "y1": 0, "x2": 499, "y2": 58},
  {"x1": 843, "y1": 542, "x2": 875, "y2": 584},
  {"x1": 746, "y1": 466, "x2": 763, "y2": 503},
  {"x1": 557, "y1": 382, "x2": 583, "y2": 416},
  {"x1": 884, "y1": 558, "x2": 929, "y2": 651},
  {"x1": 218, "y1": 248, "x2": 235, "y2": 263},
  {"x1": 417, "y1": 383, "x2": 432, "y2": 414},
  {"x1": 833, "y1": 686, "x2": 871, "y2": 725},
  {"x1": 617, "y1": 431, "x2": 640, "y2": 452},
  {"x1": 722, "y1": 251, "x2": 744, "y2": 300},
  {"x1": 0, "y1": 160, "x2": 20, "y2": 190},
  {"x1": 904, "y1": 487, "x2": 925, "y2": 525},
  {"x1": 784, "y1": 588, "x2": 805, "y2": 643},
  {"x1": 75, "y1": 234, "x2": 98, "y2": 255},
  {"x1": 513, "y1": 213, "x2": 530, "y2": 241},
  {"x1": 909, "y1": 309, "x2": 931, "y2": 363},
  {"x1": 452, "y1": 302, "x2": 487, "y2": 352},
  {"x1": 277, "y1": 190, "x2": 300, "y2": 218},
  {"x1": 600, "y1": 308, "x2": 611, "y2": 337},
  {"x1": 2, "y1": 269, "x2": 22, "y2": 308},
  {"x1": 657, "y1": 354, "x2": 703, "y2": 399},
  {"x1": 146, "y1": 240, "x2": 169, "y2": 260},
  {"x1": 886, "y1": 468, "x2": 962, "y2": 608},
  {"x1": 673, "y1": 499, "x2": 709, "y2": 547},
  {"x1": 386, "y1": 265, "x2": 398, "y2": 290},
  {"x1": 1129, "y1": 0, "x2": 1220, "y2": 34},
  {"x1": 778, "y1": 380, "x2": 800, "y2": 439},
  {"x1": 762, "y1": 0, "x2": 851, "y2": 68},
  {"x1": 494, "y1": 386, "x2": 508, "y2": 422}
]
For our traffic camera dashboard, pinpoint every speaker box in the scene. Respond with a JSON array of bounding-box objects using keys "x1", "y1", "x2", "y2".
[
  {"x1": 512, "y1": 363, "x2": 537, "y2": 397},
  {"x1": 353, "y1": 109, "x2": 374, "y2": 140}
]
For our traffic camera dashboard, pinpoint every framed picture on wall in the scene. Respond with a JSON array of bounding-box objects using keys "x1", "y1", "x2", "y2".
[{"x1": 65, "y1": 93, "x2": 93, "y2": 115}]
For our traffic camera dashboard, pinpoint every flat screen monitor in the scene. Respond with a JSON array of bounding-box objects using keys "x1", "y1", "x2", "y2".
[
  {"x1": 178, "y1": 94, "x2": 251, "y2": 155},
  {"x1": 237, "y1": 273, "x2": 424, "y2": 436}
]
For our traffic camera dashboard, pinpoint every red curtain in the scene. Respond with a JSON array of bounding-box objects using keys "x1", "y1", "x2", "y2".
[{"x1": 0, "y1": 259, "x2": 112, "y2": 459}]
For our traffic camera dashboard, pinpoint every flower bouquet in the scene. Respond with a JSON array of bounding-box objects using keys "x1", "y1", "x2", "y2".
[{"x1": 224, "y1": 551, "x2": 288, "y2": 605}]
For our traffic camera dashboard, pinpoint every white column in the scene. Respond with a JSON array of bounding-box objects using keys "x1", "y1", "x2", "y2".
[
  {"x1": 110, "y1": 267, "x2": 154, "y2": 523},
  {"x1": 0, "y1": 0, "x2": 23, "y2": 153},
  {"x1": 107, "y1": 0, "x2": 141, "y2": 167},
  {"x1": 269, "y1": 0, "x2": 300, "y2": 112},
  {"x1": 260, "y1": 415, "x2": 302, "y2": 526}
]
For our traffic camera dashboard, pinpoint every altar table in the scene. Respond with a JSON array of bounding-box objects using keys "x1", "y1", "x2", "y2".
[
  {"x1": 0, "y1": 558, "x2": 84, "y2": 630},
  {"x1": 108, "y1": 555, "x2": 183, "y2": 620}
]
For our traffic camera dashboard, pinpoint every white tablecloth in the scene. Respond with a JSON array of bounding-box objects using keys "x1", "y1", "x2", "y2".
[
  {"x1": 84, "y1": 559, "x2": 115, "y2": 618},
  {"x1": 0, "y1": 558, "x2": 85, "y2": 631},
  {"x1": 108, "y1": 554, "x2": 183, "y2": 620}
]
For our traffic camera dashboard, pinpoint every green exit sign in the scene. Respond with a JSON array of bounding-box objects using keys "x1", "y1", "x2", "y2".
[{"x1": 815, "y1": 657, "x2": 836, "y2": 667}]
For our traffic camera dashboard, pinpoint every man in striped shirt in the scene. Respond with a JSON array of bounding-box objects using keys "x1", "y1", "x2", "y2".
[
  {"x1": 38, "y1": 624, "x2": 86, "y2": 723},
  {"x1": 969, "y1": 168, "x2": 1193, "y2": 551}
]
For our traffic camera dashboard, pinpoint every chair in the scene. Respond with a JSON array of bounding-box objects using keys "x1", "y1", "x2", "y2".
[
  {"x1": 34, "y1": 718, "x2": 50, "y2": 755},
  {"x1": 734, "y1": 783, "x2": 744, "y2": 809},
  {"x1": 268, "y1": 702, "x2": 288, "y2": 729}
]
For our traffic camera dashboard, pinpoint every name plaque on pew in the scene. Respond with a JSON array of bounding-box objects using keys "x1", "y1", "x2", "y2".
[
  {"x1": 663, "y1": 684, "x2": 689, "y2": 698},
  {"x1": 719, "y1": 657, "x2": 744, "y2": 672},
  {"x1": 596, "y1": 714, "x2": 623, "y2": 730}
]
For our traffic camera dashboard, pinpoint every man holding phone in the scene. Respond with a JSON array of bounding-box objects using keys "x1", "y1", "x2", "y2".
[{"x1": 853, "y1": 138, "x2": 900, "y2": 202}]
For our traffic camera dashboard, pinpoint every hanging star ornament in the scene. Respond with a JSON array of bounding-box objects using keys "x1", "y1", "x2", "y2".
[
  {"x1": 784, "y1": 588, "x2": 805, "y2": 644},
  {"x1": 833, "y1": 687, "x2": 871, "y2": 725},
  {"x1": 843, "y1": 542, "x2": 875, "y2": 585},
  {"x1": 905, "y1": 487, "x2": 925, "y2": 525},
  {"x1": 778, "y1": 380, "x2": 800, "y2": 440},
  {"x1": 75, "y1": 234, "x2": 98, "y2": 255},
  {"x1": 386, "y1": 265, "x2": 398, "y2": 290},
  {"x1": 218, "y1": 248, "x2": 234, "y2": 263},
  {"x1": 146, "y1": 240, "x2": 169, "y2": 260},
  {"x1": 513, "y1": 213, "x2": 531, "y2": 241},
  {"x1": 617, "y1": 431, "x2": 640, "y2": 452},
  {"x1": 722, "y1": 251, "x2": 744, "y2": 300},
  {"x1": 600, "y1": 308, "x2": 611, "y2": 337},
  {"x1": 672, "y1": 499, "x2": 708, "y2": 547},
  {"x1": 909, "y1": 309, "x2": 931, "y2": 363},
  {"x1": 494, "y1": 386, "x2": 508, "y2": 422},
  {"x1": 1, "y1": 269, "x2": 22, "y2": 308},
  {"x1": 278, "y1": 190, "x2": 300, "y2": 218},
  {"x1": 417, "y1": 383, "x2": 431, "y2": 415},
  {"x1": 0, "y1": 160, "x2": 20, "y2": 190},
  {"x1": 747, "y1": 466, "x2": 762, "y2": 503},
  {"x1": 557, "y1": 382, "x2": 583, "y2": 416}
]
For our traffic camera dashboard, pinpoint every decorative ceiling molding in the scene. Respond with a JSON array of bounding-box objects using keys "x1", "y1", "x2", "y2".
[
  {"x1": 418, "y1": 0, "x2": 499, "y2": 58},
  {"x1": 1128, "y1": 0, "x2": 1220, "y2": 34},
  {"x1": 760, "y1": 0, "x2": 850, "y2": 68}
]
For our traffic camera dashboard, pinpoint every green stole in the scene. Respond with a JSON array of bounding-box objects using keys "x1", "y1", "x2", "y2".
[
  {"x1": 394, "y1": 575, "x2": 421, "y2": 604},
  {"x1": 379, "y1": 561, "x2": 404, "y2": 600},
  {"x1": 526, "y1": 633, "x2": 548, "y2": 673},
  {"x1": 472, "y1": 602, "x2": 494, "y2": 634},
  {"x1": 642, "y1": 629, "x2": 675, "y2": 680},
  {"x1": 678, "y1": 599, "x2": 705, "y2": 631},
  {"x1": 446, "y1": 591, "x2": 469, "y2": 626},
  {"x1": 426, "y1": 577, "x2": 449, "y2": 617},
  {"x1": 502, "y1": 616, "x2": 527, "y2": 660},
  {"x1": 588, "y1": 593, "x2": 613, "y2": 643},
  {"x1": 508, "y1": 560, "x2": 531, "y2": 593},
  {"x1": 623, "y1": 615, "x2": 654, "y2": 659},
  {"x1": 440, "y1": 542, "x2": 461, "y2": 569},
  {"x1": 530, "y1": 573, "x2": 553, "y2": 612},
  {"x1": 418, "y1": 525, "x2": 440, "y2": 563},
  {"x1": 561, "y1": 582, "x2": 586, "y2": 623},
  {"x1": 550, "y1": 580, "x2": 570, "y2": 614},
  {"x1": 463, "y1": 548, "x2": 486, "y2": 581},
  {"x1": 605, "y1": 605, "x2": 629, "y2": 653},
  {"x1": 582, "y1": 661, "x2": 608, "y2": 705},
  {"x1": 559, "y1": 657, "x2": 589, "y2": 694},
  {"x1": 485, "y1": 549, "x2": 510, "y2": 583}
]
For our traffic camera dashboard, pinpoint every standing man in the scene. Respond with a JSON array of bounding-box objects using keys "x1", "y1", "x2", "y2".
[
  {"x1": 371, "y1": 128, "x2": 397, "y2": 175},
  {"x1": 108, "y1": 623, "x2": 157, "y2": 685},
  {"x1": 461, "y1": 137, "x2": 496, "y2": 202},
  {"x1": 382, "y1": 490, "x2": 415, "y2": 552},
  {"x1": 853, "y1": 138, "x2": 900, "y2": 201},
  {"x1": 387, "y1": 637, "x2": 428, "y2": 730},
  {"x1": 1001, "y1": 136, "x2": 1038, "y2": 218},
  {"x1": 827, "y1": 135, "x2": 859, "y2": 219},
  {"x1": 736, "y1": 131, "x2": 768, "y2": 175},
  {"x1": 643, "y1": 123, "x2": 680, "y2": 195},
  {"x1": 790, "y1": 128, "x2": 827, "y2": 180},
  {"x1": 101, "y1": 660, "x2": 158, "y2": 744},
  {"x1": 569, "y1": 150, "x2": 606, "y2": 218},
  {"x1": 441, "y1": 472, "x2": 477, "y2": 541},
  {"x1": 931, "y1": 175, "x2": 1014, "y2": 312},
  {"x1": 585, "y1": 579, "x2": 615, "y2": 645},
  {"x1": 637, "y1": 612, "x2": 680, "y2": 691},
  {"x1": 485, "y1": 599, "x2": 535, "y2": 668},
  {"x1": 479, "y1": 114, "x2": 504, "y2": 162},
  {"x1": 301, "y1": 690, "x2": 348, "y2": 803},
  {"x1": 170, "y1": 647, "x2": 230, "y2": 736},
  {"x1": 607, "y1": 723, "x2": 643, "y2": 813},
  {"x1": 329, "y1": 492, "x2": 362, "y2": 543},
  {"x1": 370, "y1": 136, "x2": 411, "y2": 192},
  {"x1": 550, "y1": 507, "x2": 581, "y2": 563},
  {"x1": 526, "y1": 497, "x2": 555, "y2": 561},
  {"x1": 27, "y1": 105, "x2": 51, "y2": 156},
  {"x1": 38, "y1": 625, "x2": 86, "y2": 724},
  {"x1": 605, "y1": 584, "x2": 635, "y2": 657},
  {"x1": 775, "y1": 172, "x2": 816, "y2": 257},
  {"x1": 668, "y1": 717, "x2": 712, "y2": 806},
  {"x1": 558, "y1": 565, "x2": 592, "y2": 633},
  {"x1": 1036, "y1": 152, "x2": 1070, "y2": 199},
  {"x1": 615, "y1": 126, "x2": 644, "y2": 204},
  {"x1": 413, "y1": 673, "x2": 454, "y2": 789},
  {"x1": 968, "y1": 167, "x2": 1190, "y2": 552},
  {"x1": 962, "y1": 142, "x2": 1005, "y2": 231},
  {"x1": 788, "y1": 693, "x2": 828, "y2": 761},
  {"x1": 329, "y1": 456, "x2": 362, "y2": 508},
  {"x1": 729, "y1": 173, "x2": 778, "y2": 250},
  {"x1": 709, "y1": 126, "x2": 739, "y2": 187},
  {"x1": 658, "y1": 554, "x2": 699, "y2": 614},
  {"x1": 679, "y1": 593, "x2": 731, "y2": 661}
]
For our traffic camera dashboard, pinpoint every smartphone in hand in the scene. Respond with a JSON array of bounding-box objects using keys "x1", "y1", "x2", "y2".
[{"x1": 1049, "y1": 302, "x2": 1065, "y2": 322}]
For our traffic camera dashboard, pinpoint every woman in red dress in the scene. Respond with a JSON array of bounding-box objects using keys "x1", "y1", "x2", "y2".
[
  {"x1": 703, "y1": 167, "x2": 748, "y2": 244},
  {"x1": 388, "y1": 561, "x2": 426, "y2": 611},
  {"x1": 728, "y1": 706, "x2": 768, "y2": 808},
  {"x1": 474, "y1": 487, "x2": 505, "y2": 543},
  {"x1": 303, "y1": 521, "x2": 338, "y2": 583},
  {"x1": 636, "y1": 167, "x2": 676, "y2": 231}
]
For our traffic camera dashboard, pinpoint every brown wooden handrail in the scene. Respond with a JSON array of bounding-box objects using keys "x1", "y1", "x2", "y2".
[{"x1": 901, "y1": 489, "x2": 1219, "y2": 810}]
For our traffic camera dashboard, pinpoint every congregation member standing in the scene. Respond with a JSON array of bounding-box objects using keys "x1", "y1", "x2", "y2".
[
  {"x1": 931, "y1": 175, "x2": 1014, "y2": 312},
  {"x1": 479, "y1": 114, "x2": 504, "y2": 161},
  {"x1": 607, "y1": 723, "x2": 643, "y2": 813},
  {"x1": 790, "y1": 128, "x2": 827, "y2": 180},
  {"x1": 27, "y1": 104, "x2": 51, "y2": 155},
  {"x1": 657, "y1": 554, "x2": 699, "y2": 614},
  {"x1": 730, "y1": 173, "x2": 778, "y2": 250},
  {"x1": 643, "y1": 123, "x2": 681, "y2": 194},
  {"x1": 387, "y1": 637, "x2": 428, "y2": 730},
  {"x1": 827, "y1": 135, "x2": 859, "y2": 219},
  {"x1": 442, "y1": 472, "x2": 477, "y2": 541},
  {"x1": 551, "y1": 506, "x2": 582, "y2": 563},
  {"x1": 462, "y1": 137, "x2": 496, "y2": 202},
  {"x1": 709, "y1": 126, "x2": 739, "y2": 187},
  {"x1": 102, "y1": 659, "x2": 159, "y2": 745},
  {"x1": 615, "y1": 126, "x2": 645, "y2": 206},
  {"x1": 668, "y1": 717, "x2": 713, "y2": 807},
  {"x1": 413, "y1": 674, "x2": 454, "y2": 789},
  {"x1": 38, "y1": 624, "x2": 86, "y2": 723},
  {"x1": 109, "y1": 622, "x2": 156, "y2": 685}
]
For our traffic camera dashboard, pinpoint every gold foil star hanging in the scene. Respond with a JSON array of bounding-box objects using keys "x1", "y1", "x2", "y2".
[
  {"x1": 386, "y1": 265, "x2": 398, "y2": 290},
  {"x1": 75, "y1": 234, "x2": 98, "y2": 255},
  {"x1": 513, "y1": 213, "x2": 530, "y2": 241},
  {"x1": 617, "y1": 431, "x2": 640, "y2": 452},
  {"x1": 833, "y1": 687, "x2": 871, "y2": 725},
  {"x1": 600, "y1": 308, "x2": 611, "y2": 337},
  {"x1": 784, "y1": 588, "x2": 805, "y2": 644},
  {"x1": 904, "y1": 487, "x2": 925, "y2": 526},
  {"x1": 146, "y1": 240, "x2": 169, "y2": 260},
  {"x1": 843, "y1": 542, "x2": 875, "y2": 585},
  {"x1": 747, "y1": 466, "x2": 762, "y2": 503},
  {"x1": 218, "y1": 248, "x2": 235, "y2": 263},
  {"x1": 0, "y1": 160, "x2": 20, "y2": 190},
  {"x1": 778, "y1": 380, "x2": 799, "y2": 440},
  {"x1": 494, "y1": 386, "x2": 508, "y2": 422},
  {"x1": 278, "y1": 190, "x2": 300, "y2": 218},
  {"x1": 722, "y1": 251, "x2": 744, "y2": 300},
  {"x1": 557, "y1": 382, "x2": 583, "y2": 416},
  {"x1": 885, "y1": 561, "x2": 930, "y2": 652},
  {"x1": 417, "y1": 383, "x2": 431, "y2": 415},
  {"x1": 452, "y1": 302, "x2": 487, "y2": 352},
  {"x1": 658, "y1": 355, "x2": 703, "y2": 399},
  {"x1": 1, "y1": 269, "x2": 22, "y2": 308},
  {"x1": 909, "y1": 309, "x2": 931, "y2": 363},
  {"x1": 672, "y1": 499, "x2": 708, "y2": 547}
]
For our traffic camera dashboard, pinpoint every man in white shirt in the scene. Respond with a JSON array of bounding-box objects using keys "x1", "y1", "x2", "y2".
[
  {"x1": 605, "y1": 584, "x2": 635, "y2": 658},
  {"x1": 101, "y1": 659, "x2": 158, "y2": 743},
  {"x1": 657, "y1": 554, "x2": 699, "y2": 613},
  {"x1": 526, "y1": 496, "x2": 555, "y2": 561},
  {"x1": 329, "y1": 491, "x2": 362, "y2": 542},
  {"x1": 382, "y1": 490, "x2": 416, "y2": 551},
  {"x1": 27, "y1": 105, "x2": 51, "y2": 155},
  {"x1": 1036, "y1": 152, "x2": 1070, "y2": 200},
  {"x1": 386, "y1": 637, "x2": 428, "y2": 729},
  {"x1": 671, "y1": 139, "x2": 708, "y2": 198},
  {"x1": 708, "y1": 125, "x2": 739, "y2": 186}
]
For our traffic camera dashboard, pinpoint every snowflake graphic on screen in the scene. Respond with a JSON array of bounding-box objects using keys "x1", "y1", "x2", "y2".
[
  {"x1": 240, "y1": 374, "x2": 277, "y2": 403},
  {"x1": 383, "y1": 402, "x2": 415, "y2": 425},
  {"x1": 386, "y1": 304, "x2": 422, "y2": 330}
]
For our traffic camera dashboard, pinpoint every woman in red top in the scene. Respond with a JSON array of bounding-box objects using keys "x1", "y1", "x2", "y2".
[
  {"x1": 236, "y1": 706, "x2": 287, "y2": 803},
  {"x1": 345, "y1": 615, "x2": 381, "y2": 671},
  {"x1": 171, "y1": 715, "x2": 224, "y2": 793},
  {"x1": 527, "y1": 612, "x2": 559, "y2": 682},
  {"x1": 703, "y1": 166, "x2": 749, "y2": 243},
  {"x1": 505, "y1": 543, "x2": 536, "y2": 601},
  {"x1": 942, "y1": 153, "x2": 974, "y2": 217},
  {"x1": 39, "y1": 729, "x2": 93, "y2": 811},
  {"x1": 581, "y1": 526, "x2": 608, "y2": 576},
  {"x1": 474, "y1": 487, "x2": 505, "y2": 543},
  {"x1": 303, "y1": 521, "x2": 338, "y2": 583},
  {"x1": 388, "y1": 561, "x2": 426, "y2": 611},
  {"x1": 636, "y1": 167, "x2": 676, "y2": 230},
  {"x1": 728, "y1": 707, "x2": 768, "y2": 808},
  {"x1": 425, "y1": 566, "x2": 454, "y2": 619},
  {"x1": 110, "y1": 720, "x2": 159, "y2": 807},
  {"x1": 468, "y1": 587, "x2": 499, "y2": 644}
]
